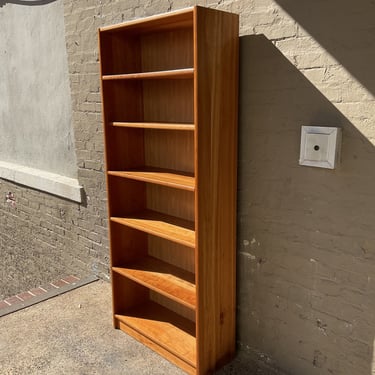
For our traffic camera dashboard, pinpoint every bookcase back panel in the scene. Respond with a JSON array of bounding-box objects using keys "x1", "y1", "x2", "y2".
[
  {"x1": 110, "y1": 223, "x2": 148, "y2": 266},
  {"x1": 141, "y1": 28, "x2": 193, "y2": 72},
  {"x1": 108, "y1": 176, "x2": 194, "y2": 223},
  {"x1": 100, "y1": 33, "x2": 141, "y2": 75},
  {"x1": 150, "y1": 291, "x2": 196, "y2": 323},
  {"x1": 100, "y1": 27, "x2": 193, "y2": 75},
  {"x1": 102, "y1": 80, "x2": 144, "y2": 121},
  {"x1": 143, "y1": 79, "x2": 194, "y2": 123},
  {"x1": 145, "y1": 130, "x2": 194, "y2": 173},
  {"x1": 148, "y1": 235, "x2": 195, "y2": 274},
  {"x1": 107, "y1": 177, "x2": 146, "y2": 216},
  {"x1": 147, "y1": 184, "x2": 195, "y2": 221},
  {"x1": 112, "y1": 272, "x2": 149, "y2": 312},
  {"x1": 106, "y1": 127, "x2": 145, "y2": 170},
  {"x1": 103, "y1": 80, "x2": 193, "y2": 124}
]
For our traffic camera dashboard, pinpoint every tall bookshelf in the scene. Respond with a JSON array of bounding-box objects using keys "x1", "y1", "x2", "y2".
[{"x1": 99, "y1": 6, "x2": 238, "y2": 374}]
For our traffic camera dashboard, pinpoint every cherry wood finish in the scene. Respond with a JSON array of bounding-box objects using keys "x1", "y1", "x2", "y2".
[
  {"x1": 111, "y1": 210, "x2": 195, "y2": 248},
  {"x1": 115, "y1": 301, "x2": 196, "y2": 370},
  {"x1": 102, "y1": 68, "x2": 194, "y2": 80},
  {"x1": 111, "y1": 121, "x2": 195, "y2": 130},
  {"x1": 99, "y1": 6, "x2": 238, "y2": 374},
  {"x1": 194, "y1": 8, "x2": 239, "y2": 373},
  {"x1": 108, "y1": 168, "x2": 195, "y2": 191},
  {"x1": 113, "y1": 255, "x2": 196, "y2": 309}
]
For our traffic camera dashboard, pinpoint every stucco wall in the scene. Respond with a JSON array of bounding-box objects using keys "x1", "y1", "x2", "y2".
[
  {"x1": 0, "y1": 0, "x2": 77, "y2": 178},
  {"x1": 0, "y1": 0, "x2": 375, "y2": 374}
]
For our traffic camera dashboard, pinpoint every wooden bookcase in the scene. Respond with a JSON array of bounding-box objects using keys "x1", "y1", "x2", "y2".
[{"x1": 99, "y1": 6, "x2": 238, "y2": 374}]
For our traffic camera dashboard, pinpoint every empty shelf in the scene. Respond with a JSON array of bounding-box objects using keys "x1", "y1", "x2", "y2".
[
  {"x1": 108, "y1": 168, "x2": 195, "y2": 191},
  {"x1": 113, "y1": 256, "x2": 196, "y2": 309},
  {"x1": 111, "y1": 210, "x2": 195, "y2": 248},
  {"x1": 110, "y1": 121, "x2": 195, "y2": 130},
  {"x1": 115, "y1": 300, "x2": 196, "y2": 368},
  {"x1": 102, "y1": 68, "x2": 194, "y2": 81}
]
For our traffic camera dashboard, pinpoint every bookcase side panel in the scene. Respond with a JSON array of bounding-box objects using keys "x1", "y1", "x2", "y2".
[{"x1": 194, "y1": 6, "x2": 239, "y2": 373}]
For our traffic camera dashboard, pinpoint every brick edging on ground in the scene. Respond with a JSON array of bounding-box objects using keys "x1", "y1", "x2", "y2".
[{"x1": 0, "y1": 275, "x2": 99, "y2": 318}]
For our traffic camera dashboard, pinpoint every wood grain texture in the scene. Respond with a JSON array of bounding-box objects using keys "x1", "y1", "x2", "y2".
[
  {"x1": 99, "y1": 31, "x2": 141, "y2": 75},
  {"x1": 115, "y1": 299, "x2": 196, "y2": 372},
  {"x1": 104, "y1": 127, "x2": 145, "y2": 171},
  {"x1": 99, "y1": 7, "x2": 238, "y2": 374},
  {"x1": 194, "y1": 6, "x2": 239, "y2": 374},
  {"x1": 115, "y1": 302, "x2": 196, "y2": 365},
  {"x1": 108, "y1": 168, "x2": 195, "y2": 191},
  {"x1": 113, "y1": 255, "x2": 196, "y2": 309},
  {"x1": 100, "y1": 11, "x2": 193, "y2": 75},
  {"x1": 102, "y1": 78, "x2": 194, "y2": 124},
  {"x1": 102, "y1": 68, "x2": 194, "y2": 80},
  {"x1": 145, "y1": 129, "x2": 195, "y2": 173},
  {"x1": 110, "y1": 223, "x2": 148, "y2": 266},
  {"x1": 116, "y1": 319, "x2": 196, "y2": 374},
  {"x1": 111, "y1": 210, "x2": 195, "y2": 248},
  {"x1": 147, "y1": 184, "x2": 195, "y2": 222},
  {"x1": 150, "y1": 290, "x2": 196, "y2": 323},
  {"x1": 102, "y1": 80, "x2": 144, "y2": 122},
  {"x1": 143, "y1": 79, "x2": 194, "y2": 123},
  {"x1": 148, "y1": 236, "x2": 195, "y2": 274},
  {"x1": 111, "y1": 121, "x2": 194, "y2": 130},
  {"x1": 141, "y1": 27, "x2": 193, "y2": 72},
  {"x1": 112, "y1": 272, "x2": 149, "y2": 315},
  {"x1": 100, "y1": 7, "x2": 193, "y2": 33},
  {"x1": 107, "y1": 177, "x2": 146, "y2": 217}
]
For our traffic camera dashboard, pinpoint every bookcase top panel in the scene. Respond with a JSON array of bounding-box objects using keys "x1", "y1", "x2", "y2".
[{"x1": 99, "y1": 7, "x2": 194, "y2": 34}]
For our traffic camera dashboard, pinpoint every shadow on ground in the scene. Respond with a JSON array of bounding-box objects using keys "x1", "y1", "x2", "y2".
[{"x1": 0, "y1": 280, "x2": 283, "y2": 374}]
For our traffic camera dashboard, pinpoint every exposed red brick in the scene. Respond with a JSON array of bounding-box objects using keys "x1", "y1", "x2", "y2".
[
  {"x1": 29, "y1": 287, "x2": 46, "y2": 296},
  {"x1": 17, "y1": 292, "x2": 34, "y2": 301},
  {"x1": 40, "y1": 282, "x2": 57, "y2": 292},
  {"x1": 50, "y1": 279, "x2": 69, "y2": 288},
  {"x1": 61, "y1": 275, "x2": 79, "y2": 284},
  {"x1": 4, "y1": 296, "x2": 22, "y2": 306},
  {"x1": 0, "y1": 301, "x2": 9, "y2": 309}
]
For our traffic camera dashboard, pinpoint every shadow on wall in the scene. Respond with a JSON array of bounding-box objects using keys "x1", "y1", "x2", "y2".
[
  {"x1": 237, "y1": 34, "x2": 375, "y2": 375},
  {"x1": 274, "y1": 0, "x2": 375, "y2": 96},
  {"x1": 0, "y1": 0, "x2": 57, "y2": 7}
]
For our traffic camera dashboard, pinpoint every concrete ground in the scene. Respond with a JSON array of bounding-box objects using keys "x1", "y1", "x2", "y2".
[{"x1": 0, "y1": 280, "x2": 282, "y2": 375}]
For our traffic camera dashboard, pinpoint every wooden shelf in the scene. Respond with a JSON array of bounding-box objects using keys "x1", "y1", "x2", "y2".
[
  {"x1": 113, "y1": 256, "x2": 196, "y2": 309},
  {"x1": 102, "y1": 68, "x2": 194, "y2": 81},
  {"x1": 115, "y1": 300, "x2": 196, "y2": 367},
  {"x1": 111, "y1": 210, "x2": 195, "y2": 248},
  {"x1": 108, "y1": 168, "x2": 195, "y2": 191},
  {"x1": 110, "y1": 121, "x2": 195, "y2": 130}
]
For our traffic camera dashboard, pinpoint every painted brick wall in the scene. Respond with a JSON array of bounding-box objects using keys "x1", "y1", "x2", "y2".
[
  {"x1": 1, "y1": 0, "x2": 374, "y2": 374},
  {"x1": 0, "y1": 173, "x2": 109, "y2": 299},
  {"x1": 235, "y1": 2, "x2": 375, "y2": 374}
]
